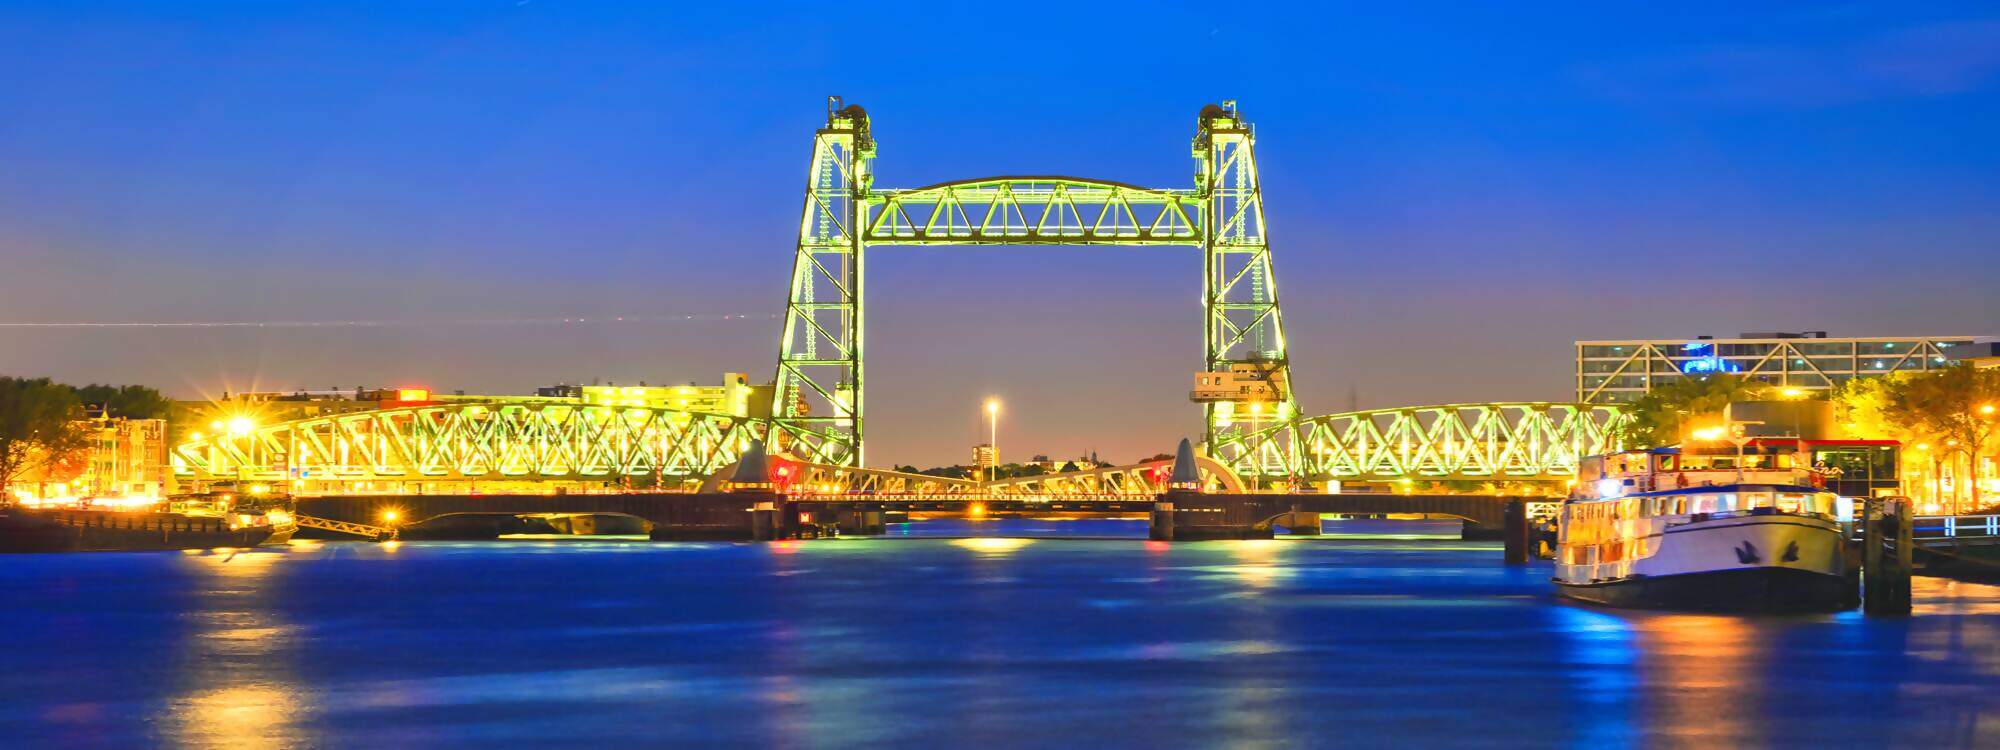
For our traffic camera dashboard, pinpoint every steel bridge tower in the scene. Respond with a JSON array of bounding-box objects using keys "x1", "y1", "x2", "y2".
[
  {"x1": 769, "y1": 100, "x2": 1296, "y2": 477},
  {"x1": 772, "y1": 100, "x2": 873, "y2": 466}
]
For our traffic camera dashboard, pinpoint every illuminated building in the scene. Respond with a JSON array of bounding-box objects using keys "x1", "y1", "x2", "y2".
[
  {"x1": 972, "y1": 444, "x2": 998, "y2": 473},
  {"x1": 1948, "y1": 341, "x2": 2000, "y2": 370},
  {"x1": 576, "y1": 373, "x2": 767, "y2": 417},
  {"x1": 1577, "y1": 332, "x2": 1987, "y2": 404},
  {"x1": 12, "y1": 414, "x2": 170, "y2": 502}
]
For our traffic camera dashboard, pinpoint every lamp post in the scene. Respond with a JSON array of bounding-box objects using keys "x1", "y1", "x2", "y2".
[
  {"x1": 985, "y1": 398, "x2": 1001, "y2": 483},
  {"x1": 1726, "y1": 420, "x2": 1765, "y2": 485}
]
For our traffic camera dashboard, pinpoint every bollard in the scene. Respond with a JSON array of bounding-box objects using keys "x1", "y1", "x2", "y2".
[
  {"x1": 1891, "y1": 498, "x2": 1914, "y2": 613},
  {"x1": 1502, "y1": 500, "x2": 1529, "y2": 565},
  {"x1": 1863, "y1": 497, "x2": 1913, "y2": 615},
  {"x1": 1150, "y1": 500, "x2": 1175, "y2": 541}
]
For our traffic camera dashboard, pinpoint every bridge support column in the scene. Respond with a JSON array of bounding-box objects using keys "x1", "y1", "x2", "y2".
[
  {"x1": 837, "y1": 510, "x2": 885, "y2": 536},
  {"x1": 750, "y1": 501, "x2": 778, "y2": 541},
  {"x1": 1150, "y1": 498, "x2": 1177, "y2": 541},
  {"x1": 1503, "y1": 501, "x2": 1529, "y2": 565}
]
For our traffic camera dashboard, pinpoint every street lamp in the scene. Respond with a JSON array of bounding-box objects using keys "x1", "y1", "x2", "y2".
[
  {"x1": 985, "y1": 398, "x2": 1001, "y2": 483},
  {"x1": 1724, "y1": 420, "x2": 1765, "y2": 484}
]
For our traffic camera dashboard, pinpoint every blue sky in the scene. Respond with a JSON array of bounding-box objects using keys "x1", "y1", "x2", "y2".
[{"x1": 2, "y1": 2, "x2": 1996, "y2": 465}]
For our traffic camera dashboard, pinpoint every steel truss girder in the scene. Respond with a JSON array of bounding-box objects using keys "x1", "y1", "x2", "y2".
[
  {"x1": 865, "y1": 178, "x2": 1202, "y2": 245},
  {"x1": 1211, "y1": 402, "x2": 1629, "y2": 482},
  {"x1": 171, "y1": 402, "x2": 764, "y2": 483}
]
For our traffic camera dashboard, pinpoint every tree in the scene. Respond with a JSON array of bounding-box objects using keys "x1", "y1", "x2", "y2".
[
  {"x1": 69, "y1": 383, "x2": 171, "y2": 420},
  {"x1": 0, "y1": 377, "x2": 90, "y2": 499},
  {"x1": 1617, "y1": 374, "x2": 1772, "y2": 448},
  {"x1": 1885, "y1": 365, "x2": 2000, "y2": 511},
  {"x1": 1833, "y1": 373, "x2": 1919, "y2": 442}
]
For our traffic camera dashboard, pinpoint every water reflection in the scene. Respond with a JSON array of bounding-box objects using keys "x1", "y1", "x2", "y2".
[
  {"x1": 951, "y1": 537, "x2": 1035, "y2": 555},
  {"x1": 1633, "y1": 614, "x2": 1766, "y2": 746},
  {"x1": 166, "y1": 549, "x2": 306, "y2": 750},
  {"x1": 2, "y1": 528, "x2": 1995, "y2": 747}
]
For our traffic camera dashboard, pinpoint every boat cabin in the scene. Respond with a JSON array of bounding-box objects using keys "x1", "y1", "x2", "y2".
[{"x1": 1578, "y1": 439, "x2": 1899, "y2": 501}]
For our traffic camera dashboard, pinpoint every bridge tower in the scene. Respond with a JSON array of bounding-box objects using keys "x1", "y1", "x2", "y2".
[
  {"x1": 771, "y1": 98, "x2": 874, "y2": 465},
  {"x1": 767, "y1": 100, "x2": 1300, "y2": 478},
  {"x1": 1193, "y1": 102, "x2": 1297, "y2": 477}
]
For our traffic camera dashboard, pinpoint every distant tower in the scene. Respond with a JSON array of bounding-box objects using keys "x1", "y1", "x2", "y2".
[{"x1": 1346, "y1": 384, "x2": 1360, "y2": 413}]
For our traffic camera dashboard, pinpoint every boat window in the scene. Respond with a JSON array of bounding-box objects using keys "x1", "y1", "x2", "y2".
[
  {"x1": 1684, "y1": 492, "x2": 1739, "y2": 514},
  {"x1": 1741, "y1": 491, "x2": 1773, "y2": 510}
]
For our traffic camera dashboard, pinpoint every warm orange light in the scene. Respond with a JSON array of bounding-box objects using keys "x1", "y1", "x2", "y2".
[
  {"x1": 984, "y1": 398, "x2": 1000, "y2": 416},
  {"x1": 1981, "y1": 404, "x2": 1996, "y2": 416},
  {"x1": 380, "y1": 509, "x2": 402, "y2": 524},
  {"x1": 397, "y1": 388, "x2": 431, "y2": 402}
]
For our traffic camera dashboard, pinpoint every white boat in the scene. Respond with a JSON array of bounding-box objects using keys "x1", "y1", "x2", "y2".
[{"x1": 1553, "y1": 483, "x2": 1851, "y2": 612}]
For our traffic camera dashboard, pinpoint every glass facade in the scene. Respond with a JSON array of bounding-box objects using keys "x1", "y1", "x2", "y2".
[{"x1": 1575, "y1": 336, "x2": 1981, "y2": 404}]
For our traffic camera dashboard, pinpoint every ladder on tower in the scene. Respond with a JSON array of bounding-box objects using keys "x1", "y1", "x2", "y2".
[{"x1": 295, "y1": 514, "x2": 398, "y2": 541}]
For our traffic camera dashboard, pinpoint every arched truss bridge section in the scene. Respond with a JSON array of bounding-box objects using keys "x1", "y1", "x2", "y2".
[
  {"x1": 1214, "y1": 402, "x2": 1629, "y2": 482},
  {"x1": 980, "y1": 456, "x2": 1247, "y2": 496},
  {"x1": 703, "y1": 456, "x2": 1245, "y2": 497},
  {"x1": 699, "y1": 458, "x2": 983, "y2": 495},
  {"x1": 866, "y1": 177, "x2": 1204, "y2": 246},
  {"x1": 171, "y1": 401, "x2": 764, "y2": 484}
]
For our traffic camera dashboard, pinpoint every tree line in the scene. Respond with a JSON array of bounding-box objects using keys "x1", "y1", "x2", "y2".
[{"x1": 0, "y1": 377, "x2": 170, "y2": 497}]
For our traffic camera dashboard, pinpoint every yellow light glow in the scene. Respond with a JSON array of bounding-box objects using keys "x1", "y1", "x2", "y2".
[
  {"x1": 967, "y1": 501, "x2": 987, "y2": 518},
  {"x1": 1781, "y1": 388, "x2": 1805, "y2": 399},
  {"x1": 1690, "y1": 426, "x2": 1726, "y2": 442},
  {"x1": 1982, "y1": 404, "x2": 1996, "y2": 416},
  {"x1": 226, "y1": 417, "x2": 255, "y2": 437},
  {"x1": 89, "y1": 495, "x2": 160, "y2": 509},
  {"x1": 952, "y1": 537, "x2": 1031, "y2": 554},
  {"x1": 985, "y1": 398, "x2": 1000, "y2": 415},
  {"x1": 380, "y1": 509, "x2": 401, "y2": 523}
]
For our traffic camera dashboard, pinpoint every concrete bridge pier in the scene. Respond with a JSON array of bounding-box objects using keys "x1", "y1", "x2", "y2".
[
  {"x1": 1149, "y1": 495, "x2": 1179, "y2": 541},
  {"x1": 836, "y1": 510, "x2": 886, "y2": 537}
]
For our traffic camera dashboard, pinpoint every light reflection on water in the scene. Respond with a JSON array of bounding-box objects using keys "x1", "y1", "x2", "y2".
[{"x1": 0, "y1": 521, "x2": 1996, "y2": 747}]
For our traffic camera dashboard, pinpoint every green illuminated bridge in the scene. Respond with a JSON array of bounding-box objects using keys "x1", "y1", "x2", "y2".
[{"x1": 173, "y1": 101, "x2": 1627, "y2": 493}]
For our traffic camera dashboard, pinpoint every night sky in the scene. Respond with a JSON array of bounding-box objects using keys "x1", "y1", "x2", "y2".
[{"x1": 2, "y1": 2, "x2": 1996, "y2": 466}]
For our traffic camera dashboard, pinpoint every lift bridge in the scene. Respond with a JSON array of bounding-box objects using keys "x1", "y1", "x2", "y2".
[{"x1": 172, "y1": 101, "x2": 1626, "y2": 494}]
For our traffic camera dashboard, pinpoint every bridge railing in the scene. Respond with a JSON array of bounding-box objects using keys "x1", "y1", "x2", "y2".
[{"x1": 1913, "y1": 514, "x2": 2000, "y2": 540}]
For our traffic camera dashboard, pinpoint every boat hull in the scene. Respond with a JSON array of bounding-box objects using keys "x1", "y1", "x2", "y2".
[
  {"x1": 0, "y1": 510, "x2": 281, "y2": 552},
  {"x1": 1557, "y1": 566, "x2": 1851, "y2": 613}
]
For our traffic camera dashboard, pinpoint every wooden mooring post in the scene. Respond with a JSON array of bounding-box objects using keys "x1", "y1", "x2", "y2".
[{"x1": 1862, "y1": 497, "x2": 1914, "y2": 615}]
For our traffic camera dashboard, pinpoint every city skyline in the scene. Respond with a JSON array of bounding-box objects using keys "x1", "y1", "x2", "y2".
[{"x1": 4, "y1": 2, "x2": 1998, "y2": 466}]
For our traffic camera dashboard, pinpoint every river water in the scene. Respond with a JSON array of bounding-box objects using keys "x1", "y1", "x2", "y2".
[{"x1": 3, "y1": 519, "x2": 1996, "y2": 748}]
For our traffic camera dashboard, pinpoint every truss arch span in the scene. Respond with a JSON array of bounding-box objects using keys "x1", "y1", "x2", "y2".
[
  {"x1": 171, "y1": 401, "x2": 764, "y2": 489},
  {"x1": 1216, "y1": 402, "x2": 1628, "y2": 483}
]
